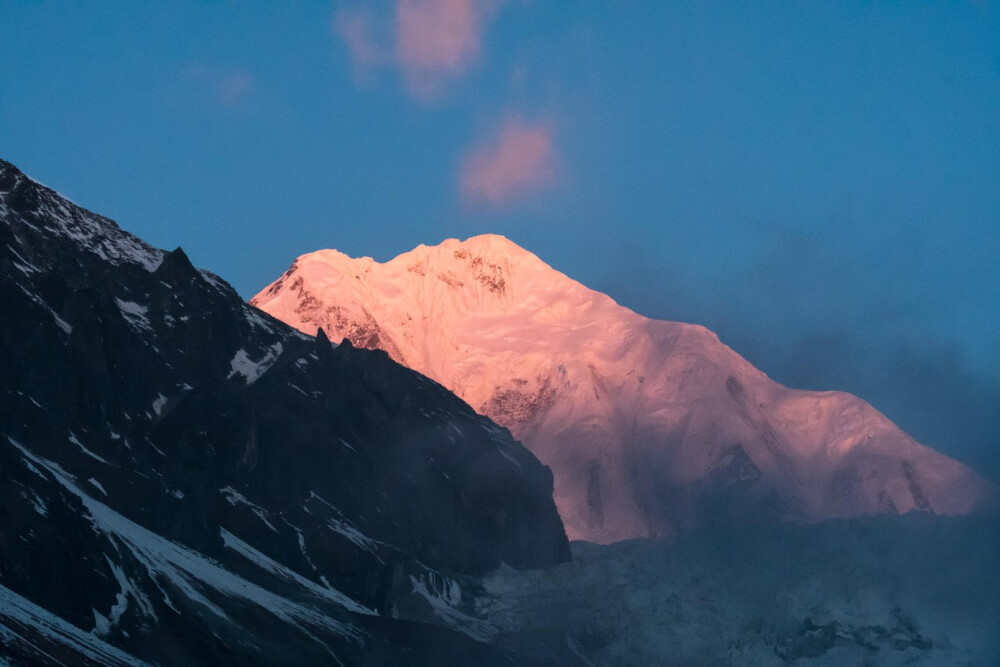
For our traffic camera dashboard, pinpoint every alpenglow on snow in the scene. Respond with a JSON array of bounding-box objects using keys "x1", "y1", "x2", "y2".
[{"x1": 253, "y1": 234, "x2": 998, "y2": 543}]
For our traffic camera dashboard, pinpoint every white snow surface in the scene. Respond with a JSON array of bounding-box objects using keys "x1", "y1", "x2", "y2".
[
  {"x1": 114, "y1": 299, "x2": 152, "y2": 332},
  {"x1": 252, "y1": 234, "x2": 997, "y2": 542},
  {"x1": 3, "y1": 169, "x2": 163, "y2": 272},
  {"x1": 227, "y1": 343, "x2": 282, "y2": 384},
  {"x1": 0, "y1": 582, "x2": 148, "y2": 667},
  {"x1": 408, "y1": 573, "x2": 493, "y2": 642},
  {"x1": 5, "y1": 438, "x2": 367, "y2": 652},
  {"x1": 68, "y1": 432, "x2": 110, "y2": 465},
  {"x1": 220, "y1": 528, "x2": 373, "y2": 616},
  {"x1": 220, "y1": 485, "x2": 279, "y2": 532}
]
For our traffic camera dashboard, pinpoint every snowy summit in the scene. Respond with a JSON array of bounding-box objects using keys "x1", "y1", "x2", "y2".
[{"x1": 253, "y1": 234, "x2": 997, "y2": 543}]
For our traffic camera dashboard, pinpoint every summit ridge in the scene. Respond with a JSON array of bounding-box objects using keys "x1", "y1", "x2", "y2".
[{"x1": 253, "y1": 235, "x2": 997, "y2": 543}]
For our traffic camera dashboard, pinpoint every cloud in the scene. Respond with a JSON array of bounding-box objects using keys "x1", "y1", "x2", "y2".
[
  {"x1": 216, "y1": 72, "x2": 255, "y2": 106},
  {"x1": 460, "y1": 117, "x2": 557, "y2": 206},
  {"x1": 395, "y1": 0, "x2": 495, "y2": 98},
  {"x1": 183, "y1": 65, "x2": 256, "y2": 108},
  {"x1": 333, "y1": 6, "x2": 388, "y2": 80},
  {"x1": 333, "y1": 0, "x2": 498, "y2": 100}
]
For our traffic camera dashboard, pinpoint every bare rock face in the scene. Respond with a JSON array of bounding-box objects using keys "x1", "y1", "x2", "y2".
[
  {"x1": 0, "y1": 158, "x2": 568, "y2": 665},
  {"x1": 252, "y1": 234, "x2": 998, "y2": 543}
]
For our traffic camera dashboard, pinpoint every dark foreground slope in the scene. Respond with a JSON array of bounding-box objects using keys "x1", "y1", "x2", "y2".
[{"x1": 0, "y1": 158, "x2": 568, "y2": 665}]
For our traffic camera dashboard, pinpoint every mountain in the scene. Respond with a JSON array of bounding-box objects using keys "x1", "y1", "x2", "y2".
[
  {"x1": 252, "y1": 234, "x2": 998, "y2": 543},
  {"x1": 474, "y1": 515, "x2": 1000, "y2": 665},
  {"x1": 0, "y1": 159, "x2": 569, "y2": 665}
]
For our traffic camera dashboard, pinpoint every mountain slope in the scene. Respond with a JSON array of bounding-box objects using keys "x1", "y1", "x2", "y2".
[
  {"x1": 252, "y1": 234, "x2": 997, "y2": 543},
  {"x1": 0, "y1": 160, "x2": 569, "y2": 665},
  {"x1": 474, "y1": 515, "x2": 1000, "y2": 665}
]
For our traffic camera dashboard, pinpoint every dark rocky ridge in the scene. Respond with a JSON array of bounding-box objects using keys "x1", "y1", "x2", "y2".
[{"x1": 0, "y1": 158, "x2": 569, "y2": 665}]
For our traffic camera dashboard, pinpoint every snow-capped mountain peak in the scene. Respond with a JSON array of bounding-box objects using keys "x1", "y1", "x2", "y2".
[{"x1": 253, "y1": 235, "x2": 998, "y2": 543}]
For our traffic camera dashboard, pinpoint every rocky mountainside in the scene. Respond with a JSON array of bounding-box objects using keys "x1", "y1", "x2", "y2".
[
  {"x1": 252, "y1": 234, "x2": 997, "y2": 543},
  {"x1": 0, "y1": 159, "x2": 569, "y2": 665}
]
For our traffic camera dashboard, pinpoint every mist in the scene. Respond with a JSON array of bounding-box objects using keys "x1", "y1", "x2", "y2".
[{"x1": 592, "y1": 228, "x2": 1000, "y2": 484}]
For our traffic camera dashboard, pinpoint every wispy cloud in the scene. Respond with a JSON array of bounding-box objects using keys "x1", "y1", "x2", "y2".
[
  {"x1": 333, "y1": 6, "x2": 389, "y2": 81},
  {"x1": 333, "y1": 0, "x2": 499, "y2": 101},
  {"x1": 183, "y1": 65, "x2": 256, "y2": 108},
  {"x1": 216, "y1": 72, "x2": 255, "y2": 106},
  {"x1": 460, "y1": 117, "x2": 557, "y2": 206},
  {"x1": 395, "y1": 0, "x2": 495, "y2": 99}
]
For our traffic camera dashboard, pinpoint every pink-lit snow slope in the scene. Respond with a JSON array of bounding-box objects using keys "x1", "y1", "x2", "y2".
[{"x1": 252, "y1": 234, "x2": 997, "y2": 543}]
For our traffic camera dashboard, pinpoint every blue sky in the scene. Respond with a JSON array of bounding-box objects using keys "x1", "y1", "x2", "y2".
[{"x1": 2, "y1": 1, "x2": 998, "y2": 477}]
